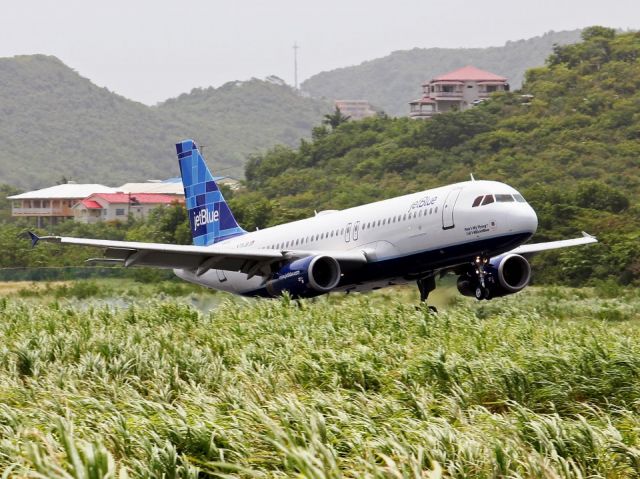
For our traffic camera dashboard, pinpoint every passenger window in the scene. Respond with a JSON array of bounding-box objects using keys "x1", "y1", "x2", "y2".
[
  {"x1": 496, "y1": 194, "x2": 515, "y2": 202},
  {"x1": 472, "y1": 196, "x2": 483, "y2": 207},
  {"x1": 513, "y1": 194, "x2": 526, "y2": 203},
  {"x1": 481, "y1": 195, "x2": 495, "y2": 206}
]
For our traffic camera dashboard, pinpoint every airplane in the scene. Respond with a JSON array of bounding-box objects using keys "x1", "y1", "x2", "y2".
[{"x1": 29, "y1": 139, "x2": 597, "y2": 305}]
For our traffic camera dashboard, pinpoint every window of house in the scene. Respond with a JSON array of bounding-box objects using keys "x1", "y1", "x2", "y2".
[{"x1": 116, "y1": 208, "x2": 126, "y2": 216}]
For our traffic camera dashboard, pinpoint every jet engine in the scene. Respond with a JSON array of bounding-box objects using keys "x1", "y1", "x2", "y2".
[
  {"x1": 265, "y1": 255, "x2": 341, "y2": 298},
  {"x1": 457, "y1": 253, "x2": 531, "y2": 300}
]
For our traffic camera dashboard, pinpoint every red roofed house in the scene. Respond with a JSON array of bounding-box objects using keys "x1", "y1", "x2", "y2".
[
  {"x1": 73, "y1": 193, "x2": 184, "y2": 224},
  {"x1": 409, "y1": 66, "x2": 509, "y2": 119}
]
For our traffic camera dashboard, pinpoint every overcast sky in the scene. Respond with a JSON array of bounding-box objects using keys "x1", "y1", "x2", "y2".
[{"x1": 1, "y1": 0, "x2": 638, "y2": 105}]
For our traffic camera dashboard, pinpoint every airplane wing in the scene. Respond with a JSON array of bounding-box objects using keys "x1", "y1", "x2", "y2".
[
  {"x1": 507, "y1": 231, "x2": 597, "y2": 255},
  {"x1": 29, "y1": 233, "x2": 368, "y2": 277}
]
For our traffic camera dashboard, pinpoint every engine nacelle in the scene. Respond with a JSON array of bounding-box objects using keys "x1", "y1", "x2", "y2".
[
  {"x1": 265, "y1": 255, "x2": 341, "y2": 298},
  {"x1": 457, "y1": 253, "x2": 531, "y2": 300}
]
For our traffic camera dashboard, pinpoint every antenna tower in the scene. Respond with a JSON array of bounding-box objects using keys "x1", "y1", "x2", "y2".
[{"x1": 293, "y1": 42, "x2": 299, "y2": 90}]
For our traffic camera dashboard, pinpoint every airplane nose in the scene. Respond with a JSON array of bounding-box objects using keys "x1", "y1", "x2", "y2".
[
  {"x1": 507, "y1": 204, "x2": 537, "y2": 235},
  {"x1": 522, "y1": 206, "x2": 538, "y2": 234}
]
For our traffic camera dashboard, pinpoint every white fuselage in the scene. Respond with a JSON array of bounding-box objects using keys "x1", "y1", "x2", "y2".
[{"x1": 174, "y1": 180, "x2": 538, "y2": 296}]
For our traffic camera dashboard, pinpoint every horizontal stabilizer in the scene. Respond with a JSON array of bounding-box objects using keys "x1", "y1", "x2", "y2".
[{"x1": 28, "y1": 231, "x2": 40, "y2": 248}]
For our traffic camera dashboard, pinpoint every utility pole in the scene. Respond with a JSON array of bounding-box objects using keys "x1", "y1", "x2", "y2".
[{"x1": 293, "y1": 42, "x2": 299, "y2": 90}]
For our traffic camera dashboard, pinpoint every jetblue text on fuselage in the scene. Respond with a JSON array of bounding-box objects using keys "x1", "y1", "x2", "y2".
[
  {"x1": 408, "y1": 195, "x2": 438, "y2": 213},
  {"x1": 194, "y1": 208, "x2": 219, "y2": 230}
]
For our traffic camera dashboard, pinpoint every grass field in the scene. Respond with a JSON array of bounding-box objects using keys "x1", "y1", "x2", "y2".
[{"x1": 0, "y1": 282, "x2": 639, "y2": 477}]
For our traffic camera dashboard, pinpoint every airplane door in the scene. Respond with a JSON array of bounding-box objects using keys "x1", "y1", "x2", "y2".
[
  {"x1": 345, "y1": 223, "x2": 352, "y2": 242},
  {"x1": 442, "y1": 187, "x2": 462, "y2": 230},
  {"x1": 353, "y1": 221, "x2": 360, "y2": 241}
]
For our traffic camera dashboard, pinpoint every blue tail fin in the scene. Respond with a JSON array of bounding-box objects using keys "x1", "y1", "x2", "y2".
[{"x1": 176, "y1": 139, "x2": 245, "y2": 246}]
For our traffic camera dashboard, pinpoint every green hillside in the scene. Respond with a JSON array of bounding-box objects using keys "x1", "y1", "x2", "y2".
[
  {"x1": 156, "y1": 77, "x2": 330, "y2": 176},
  {"x1": 234, "y1": 27, "x2": 640, "y2": 284},
  {"x1": 0, "y1": 56, "x2": 330, "y2": 189},
  {"x1": 302, "y1": 30, "x2": 583, "y2": 116}
]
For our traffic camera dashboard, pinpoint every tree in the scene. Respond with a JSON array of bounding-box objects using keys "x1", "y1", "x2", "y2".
[{"x1": 322, "y1": 106, "x2": 350, "y2": 129}]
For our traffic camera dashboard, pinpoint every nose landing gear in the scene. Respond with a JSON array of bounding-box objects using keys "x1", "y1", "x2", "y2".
[{"x1": 473, "y1": 255, "x2": 491, "y2": 300}]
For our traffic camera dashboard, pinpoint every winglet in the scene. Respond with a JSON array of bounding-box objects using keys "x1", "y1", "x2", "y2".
[
  {"x1": 28, "y1": 231, "x2": 40, "y2": 248},
  {"x1": 582, "y1": 231, "x2": 596, "y2": 239}
]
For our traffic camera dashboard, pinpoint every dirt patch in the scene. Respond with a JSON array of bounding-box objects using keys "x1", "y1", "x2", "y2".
[{"x1": 0, "y1": 281, "x2": 71, "y2": 296}]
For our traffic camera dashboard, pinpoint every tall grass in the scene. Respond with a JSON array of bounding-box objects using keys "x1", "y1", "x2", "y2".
[{"x1": 0, "y1": 287, "x2": 639, "y2": 477}]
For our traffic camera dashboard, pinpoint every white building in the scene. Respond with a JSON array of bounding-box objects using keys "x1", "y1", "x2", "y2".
[
  {"x1": 335, "y1": 100, "x2": 378, "y2": 120},
  {"x1": 409, "y1": 66, "x2": 509, "y2": 119},
  {"x1": 8, "y1": 183, "x2": 116, "y2": 226},
  {"x1": 116, "y1": 179, "x2": 185, "y2": 196},
  {"x1": 73, "y1": 193, "x2": 184, "y2": 224}
]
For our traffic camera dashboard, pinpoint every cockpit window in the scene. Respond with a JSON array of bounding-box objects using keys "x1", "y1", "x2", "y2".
[
  {"x1": 481, "y1": 195, "x2": 495, "y2": 206},
  {"x1": 495, "y1": 194, "x2": 515, "y2": 203},
  {"x1": 513, "y1": 194, "x2": 526, "y2": 203},
  {"x1": 472, "y1": 196, "x2": 483, "y2": 207}
]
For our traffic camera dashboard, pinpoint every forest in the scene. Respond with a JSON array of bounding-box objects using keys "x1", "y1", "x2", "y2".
[{"x1": 2, "y1": 27, "x2": 639, "y2": 286}]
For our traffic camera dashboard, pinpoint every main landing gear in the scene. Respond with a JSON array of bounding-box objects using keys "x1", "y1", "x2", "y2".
[{"x1": 416, "y1": 275, "x2": 438, "y2": 312}]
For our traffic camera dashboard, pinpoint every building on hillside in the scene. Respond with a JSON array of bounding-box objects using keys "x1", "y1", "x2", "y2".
[
  {"x1": 143, "y1": 176, "x2": 242, "y2": 192},
  {"x1": 409, "y1": 66, "x2": 509, "y2": 119},
  {"x1": 335, "y1": 100, "x2": 378, "y2": 120},
  {"x1": 7, "y1": 177, "x2": 239, "y2": 225},
  {"x1": 73, "y1": 193, "x2": 184, "y2": 224},
  {"x1": 8, "y1": 183, "x2": 116, "y2": 226},
  {"x1": 116, "y1": 179, "x2": 185, "y2": 196}
]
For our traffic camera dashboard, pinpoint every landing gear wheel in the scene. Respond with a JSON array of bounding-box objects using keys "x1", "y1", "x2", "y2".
[
  {"x1": 475, "y1": 286, "x2": 490, "y2": 300},
  {"x1": 428, "y1": 305, "x2": 438, "y2": 313}
]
